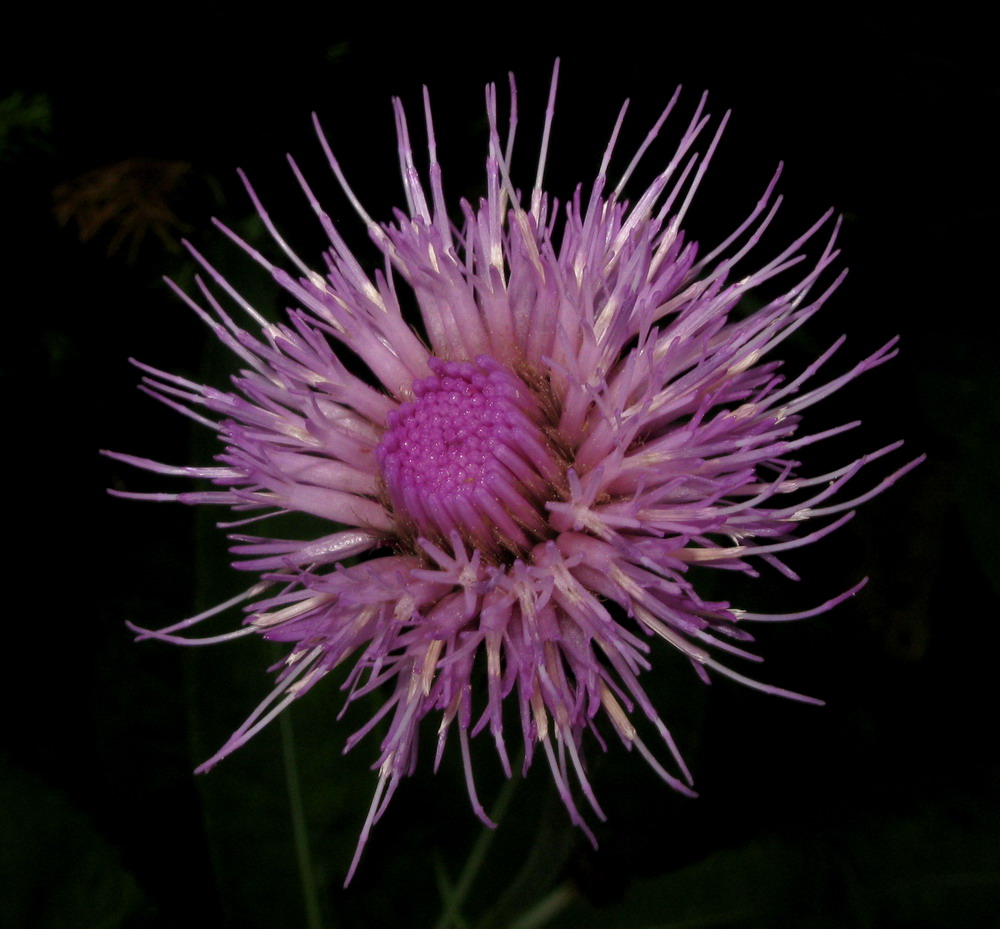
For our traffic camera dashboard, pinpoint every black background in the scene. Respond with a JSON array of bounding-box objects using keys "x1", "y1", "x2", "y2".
[{"x1": 3, "y1": 8, "x2": 997, "y2": 928}]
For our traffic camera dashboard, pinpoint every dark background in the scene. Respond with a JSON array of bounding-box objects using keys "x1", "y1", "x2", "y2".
[{"x1": 3, "y1": 8, "x2": 997, "y2": 928}]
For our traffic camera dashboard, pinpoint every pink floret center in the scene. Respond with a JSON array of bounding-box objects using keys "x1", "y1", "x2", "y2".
[{"x1": 376, "y1": 355, "x2": 558, "y2": 554}]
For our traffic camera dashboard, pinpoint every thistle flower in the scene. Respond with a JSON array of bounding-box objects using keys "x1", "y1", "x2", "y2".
[{"x1": 107, "y1": 64, "x2": 921, "y2": 880}]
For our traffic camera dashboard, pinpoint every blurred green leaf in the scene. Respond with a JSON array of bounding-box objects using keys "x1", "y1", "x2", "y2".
[
  {"x1": 0, "y1": 91, "x2": 52, "y2": 163},
  {"x1": 548, "y1": 778, "x2": 1000, "y2": 929},
  {"x1": 0, "y1": 757, "x2": 148, "y2": 929}
]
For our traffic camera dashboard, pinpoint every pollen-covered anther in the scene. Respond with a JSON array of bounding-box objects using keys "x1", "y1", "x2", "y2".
[{"x1": 376, "y1": 355, "x2": 559, "y2": 556}]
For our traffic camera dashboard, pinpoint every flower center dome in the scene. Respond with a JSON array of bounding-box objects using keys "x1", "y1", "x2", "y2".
[{"x1": 377, "y1": 355, "x2": 559, "y2": 555}]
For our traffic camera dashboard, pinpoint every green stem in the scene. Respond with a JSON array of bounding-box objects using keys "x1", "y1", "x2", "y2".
[
  {"x1": 506, "y1": 883, "x2": 575, "y2": 929},
  {"x1": 432, "y1": 771, "x2": 520, "y2": 929},
  {"x1": 279, "y1": 704, "x2": 325, "y2": 929}
]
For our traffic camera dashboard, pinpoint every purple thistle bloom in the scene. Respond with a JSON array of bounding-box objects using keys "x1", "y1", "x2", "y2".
[{"x1": 107, "y1": 64, "x2": 921, "y2": 881}]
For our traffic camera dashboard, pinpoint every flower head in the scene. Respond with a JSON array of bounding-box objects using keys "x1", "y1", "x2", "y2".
[{"x1": 107, "y1": 63, "x2": 921, "y2": 880}]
